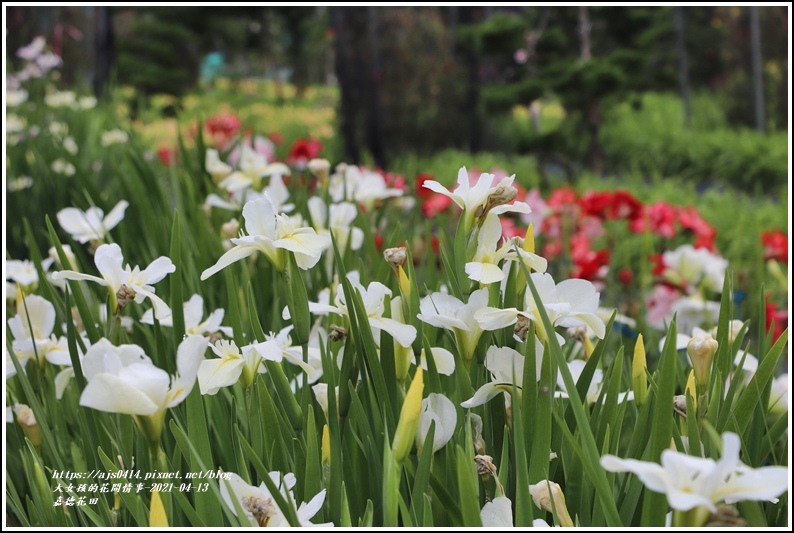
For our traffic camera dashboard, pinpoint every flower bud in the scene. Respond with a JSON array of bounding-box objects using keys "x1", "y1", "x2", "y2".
[
  {"x1": 14, "y1": 404, "x2": 40, "y2": 449},
  {"x1": 524, "y1": 223, "x2": 535, "y2": 254},
  {"x1": 711, "y1": 320, "x2": 745, "y2": 345},
  {"x1": 632, "y1": 333, "x2": 648, "y2": 406},
  {"x1": 687, "y1": 332, "x2": 718, "y2": 388},
  {"x1": 391, "y1": 297, "x2": 412, "y2": 381},
  {"x1": 321, "y1": 424, "x2": 331, "y2": 465},
  {"x1": 529, "y1": 480, "x2": 574, "y2": 527},
  {"x1": 308, "y1": 158, "x2": 331, "y2": 184},
  {"x1": 220, "y1": 218, "x2": 240, "y2": 239},
  {"x1": 392, "y1": 367, "x2": 424, "y2": 463}
]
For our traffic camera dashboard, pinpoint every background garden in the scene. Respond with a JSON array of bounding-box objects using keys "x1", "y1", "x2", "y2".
[{"x1": 4, "y1": 5, "x2": 790, "y2": 528}]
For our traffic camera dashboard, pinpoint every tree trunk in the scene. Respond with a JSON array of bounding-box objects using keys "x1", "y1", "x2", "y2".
[
  {"x1": 93, "y1": 6, "x2": 114, "y2": 99},
  {"x1": 367, "y1": 7, "x2": 387, "y2": 168},
  {"x1": 579, "y1": 6, "x2": 602, "y2": 174},
  {"x1": 749, "y1": 6, "x2": 766, "y2": 134},
  {"x1": 578, "y1": 6, "x2": 591, "y2": 62},
  {"x1": 674, "y1": 7, "x2": 691, "y2": 129},
  {"x1": 456, "y1": 6, "x2": 482, "y2": 152},
  {"x1": 332, "y1": 7, "x2": 360, "y2": 163}
]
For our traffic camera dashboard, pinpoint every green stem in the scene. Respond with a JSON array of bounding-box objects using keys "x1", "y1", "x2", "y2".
[{"x1": 673, "y1": 506, "x2": 710, "y2": 527}]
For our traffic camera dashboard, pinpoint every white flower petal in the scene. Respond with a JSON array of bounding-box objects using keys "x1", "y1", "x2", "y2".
[
  {"x1": 243, "y1": 196, "x2": 278, "y2": 237},
  {"x1": 80, "y1": 372, "x2": 160, "y2": 416},
  {"x1": 200, "y1": 244, "x2": 258, "y2": 280},
  {"x1": 461, "y1": 383, "x2": 512, "y2": 409},
  {"x1": 297, "y1": 488, "x2": 326, "y2": 523},
  {"x1": 167, "y1": 335, "x2": 208, "y2": 407},
  {"x1": 371, "y1": 316, "x2": 417, "y2": 348},
  {"x1": 481, "y1": 496, "x2": 513, "y2": 527},
  {"x1": 54, "y1": 367, "x2": 75, "y2": 399},
  {"x1": 465, "y1": 261, "x2": 505, "y2": 284},
  {"x1": 140, "y1": 257, "x2": 176, "y2": 285},
  {"x1": 420, "y1": 347, "x2": 456, "y2": 376},
  {"x1": 197, "y1": 357, "x2": 244, "y2": 395},
  {"x1": 102, "y1": 200, "x2": 129, "y2": 233},
  {"x1": 417, "y1": 393, "x2": 457, "y2": 453},
  {"x1": 475, "y1": 307, "x2": 521, "y2": 331}
]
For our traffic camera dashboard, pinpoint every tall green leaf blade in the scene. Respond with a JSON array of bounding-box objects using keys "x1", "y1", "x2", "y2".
[
  {"x1": 169, "y1": 211, "x2": 186, "y2": 344},
  {"x1": 640, "y1": 318, "x2": 678, "y2": 527},
  {"x1": 524, "y1": 273, "x2": 622, "y2": 526}
]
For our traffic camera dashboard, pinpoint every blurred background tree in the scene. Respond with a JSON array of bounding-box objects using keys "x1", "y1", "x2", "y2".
[{"x1": 5, "y1": 6, "x2": 788, "y2": 177}]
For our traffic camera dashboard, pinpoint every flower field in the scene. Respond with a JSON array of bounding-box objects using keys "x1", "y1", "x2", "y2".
[{"x1": 4, "y1": 37, "x2": 790, "y2": 528}]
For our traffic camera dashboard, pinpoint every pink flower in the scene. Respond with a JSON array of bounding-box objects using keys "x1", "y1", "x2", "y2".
[
  {"x1": 381, "y1": 171, "x2": 407, "y2": 191},
  {"x1": 422, "y1": 193, "x2": 453, "y2": 218},
  {"x1": 542, "y1": 240, "x2": 563, "y2": 260},
  {"x1": 546, "y1": 185, "x2": 579, "y2": 211},
  {"x1": 205, "y1": 113, "x2": 241, "y2": 150},
  {"x1": 645, "y1": 284, "x2": 681, "y2": 330},
  {"x1": 520, "y1": 188, "x2": 549, "y2": 232},
  {"x1": 578, "y1": 216, "x2": 606, "y2": 240},
  {"x1": 542, "y1": 214, "x2": 562, "y2": 242},
  {"x1": 227, "y1": 134, "x2": 277, "y2": 169},
  {"x1": 500, "y1": 217, "x2": 525, "y2": 239}
]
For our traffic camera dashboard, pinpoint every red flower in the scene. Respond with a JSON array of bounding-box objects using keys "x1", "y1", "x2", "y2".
[
  {"x1": 570, "y1": 234, "x2": 610, "y2": 281},
  {"x1": 762, "y1": 229, "x2": 788, "y2": 264},
  {"x1": 692, "y1": 232, "x2": 716, "y2": 252},
  {"x1": 618, "y1": 268, "x2": 633, "y2": 286},
  {"x1": 287, "y1": 138, "x2": 323, "y2": 169},
  {"x1": 579, "y1": 191, "x2": 613, "y2": 219},
  {"x1": 157, "y1": 146, "x2": 177, "y2": 167},
  {"x1": 374, "y1": 234, "x2": 384, "y2": 252},
  {"x1": 678, "y1": 206, "x2": 717, "y2": 251},
  {"x1": 649, "y1": 254, "x2": 666, "y2": 276},
  {"x1": 415, "y1": 173, "x2": 435, "y2": 199},
  {"x1": 629, "y1": 201, "x2": 677, "y2": 238},
  {"x1": 765, "y1": 299, "x2": 788, "y2": 345},
  {"x1": 608, "y1": 190, "x2": 643, "y2": 221}
]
